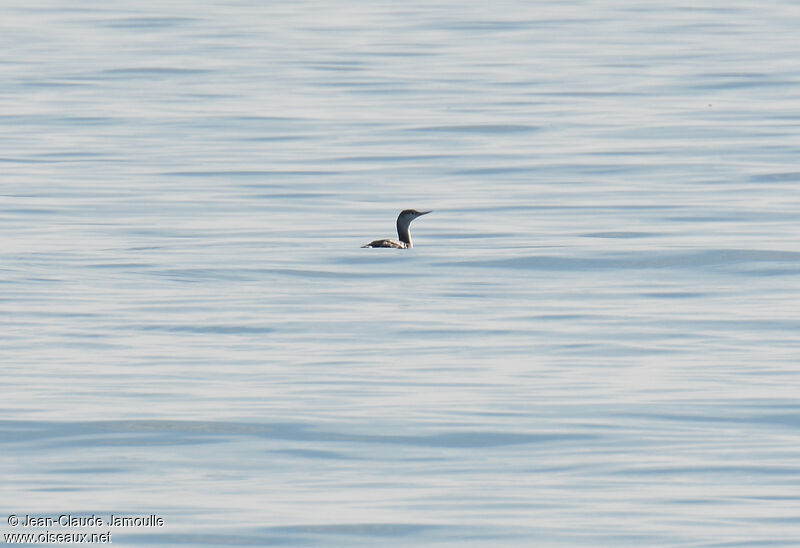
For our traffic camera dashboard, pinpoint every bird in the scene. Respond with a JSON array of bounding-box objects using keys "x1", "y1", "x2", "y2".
[{"x1": 362, "y1": 209, "x2": 431, "y2": 249}]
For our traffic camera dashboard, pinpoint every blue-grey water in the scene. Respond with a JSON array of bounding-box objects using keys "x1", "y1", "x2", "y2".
[{"x1": 2, "y1": 1, "x2": 800, "y2": 546}]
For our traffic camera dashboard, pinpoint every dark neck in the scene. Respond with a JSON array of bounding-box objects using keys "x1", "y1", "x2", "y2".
[{"x1": 396, "y1": 219, "x2": 411, "y2": 246}]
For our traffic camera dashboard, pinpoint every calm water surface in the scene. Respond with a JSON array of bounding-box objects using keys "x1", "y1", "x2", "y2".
[{"x1": 2, "y1": 1, "x2": 800, "y2": 546}]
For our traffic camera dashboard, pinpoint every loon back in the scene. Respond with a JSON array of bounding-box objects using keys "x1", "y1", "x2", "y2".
[
  {"x1": 362, "y1": 209, "x2": 431, "y2": 249},
  {"x1": 362, "y1": 239, "x2": 408, "y2": 249}
]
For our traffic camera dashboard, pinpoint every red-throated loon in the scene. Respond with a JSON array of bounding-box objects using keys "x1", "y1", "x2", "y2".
[{"x1": 362, "y1": 209, "x2": 431, "y2": 248}]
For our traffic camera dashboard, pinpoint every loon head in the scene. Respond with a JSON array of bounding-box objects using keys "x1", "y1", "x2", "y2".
[{"x1": 398, "y1": 209, "x2": 431, "y2": 224}]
